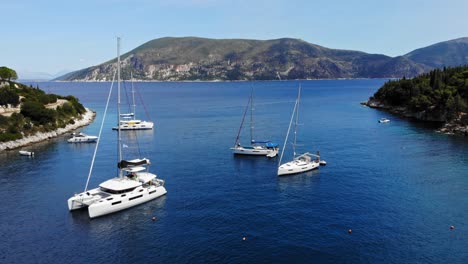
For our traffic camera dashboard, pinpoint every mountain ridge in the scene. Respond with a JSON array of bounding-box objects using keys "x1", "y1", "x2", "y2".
[{"x1": 55, "y1": 37, "x2": 467, "y2": 81}]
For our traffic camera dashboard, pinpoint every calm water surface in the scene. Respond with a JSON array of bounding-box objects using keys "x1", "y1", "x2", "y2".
[{"x1": 0, "y1": 80, "x2": 466, "y2": 263}]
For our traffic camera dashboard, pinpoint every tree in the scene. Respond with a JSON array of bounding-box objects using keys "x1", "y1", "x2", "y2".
[
  {"x1": 0, "y1": 66, "x2": 18, "y2": 81},
  {"x1": 0, "y1": 88, "x2": 19, "y2": 107}
]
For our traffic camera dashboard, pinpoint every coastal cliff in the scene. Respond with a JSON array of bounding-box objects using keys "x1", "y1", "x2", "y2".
[
  {"x1": 0, "y1": 79, "x2": 95, "y2": 149},
  {"x1": 0, "y1": 108, "x2": 95, "y2": 150}
]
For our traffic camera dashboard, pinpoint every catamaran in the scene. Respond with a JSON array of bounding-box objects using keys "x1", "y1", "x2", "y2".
[
  {"x1": 231, "y1": 88, "x2": 279, "y2": 157},
  {"x1": 68, "y1": 38, "x2": 166, "y2": 218},
  {"x1": 277, "y1": 86, "x2": 324, "y2": 176},
  {"x1": 112, "y1": 73, "x2": 154, "y2": 130}
]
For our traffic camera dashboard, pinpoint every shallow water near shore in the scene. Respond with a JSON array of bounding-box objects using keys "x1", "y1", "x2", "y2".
[{"x1": 0, "y1": 80, "x2": 466, "y2": 263}]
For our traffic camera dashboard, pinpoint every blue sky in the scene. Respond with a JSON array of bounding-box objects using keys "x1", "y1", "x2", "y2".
[{"x1": 2, "y1": 0, "x2": 468, "y2": 79}]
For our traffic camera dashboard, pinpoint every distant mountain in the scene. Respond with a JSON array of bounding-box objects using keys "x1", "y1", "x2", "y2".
[
  {"x1": 404, "y1": 37, "x2": 468, "y2": 68},
  {"x1": 19, "y1": 69, "x2": 74, "y2": 81},
  {"x1": 55, "y1": 37, "x2": 466, "y2": 81}
]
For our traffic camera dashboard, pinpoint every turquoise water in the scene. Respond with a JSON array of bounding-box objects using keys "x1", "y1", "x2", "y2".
[{"x1": 0, "y1": 80, "x2": 466, "y2": 263}]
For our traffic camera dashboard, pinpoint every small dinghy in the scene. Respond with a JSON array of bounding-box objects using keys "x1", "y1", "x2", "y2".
[
  {"x1": 19, "y1": 150, "x2": 34, "y2": 156},
  {"x1": 319, "y1": 160, "x2": 327, "y2": 166}
]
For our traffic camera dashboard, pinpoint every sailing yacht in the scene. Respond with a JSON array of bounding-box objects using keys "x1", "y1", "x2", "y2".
[
  {"x1": 112, "y1": 73, "x2": 154, "y2": 130},
  {"x1": 68, "y1": 38, "x2": 166, "y2": 218},
  {"x1": 277, "y1": 86, "x2": 322, "y2": 176},
  {"x1": 230, "y1": 88, "x2": 279, "y2": 157}
]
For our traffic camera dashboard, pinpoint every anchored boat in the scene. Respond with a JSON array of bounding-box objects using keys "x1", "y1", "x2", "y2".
[{"x1": 68, "y1": 37, "x2": 166, "y2": 218}]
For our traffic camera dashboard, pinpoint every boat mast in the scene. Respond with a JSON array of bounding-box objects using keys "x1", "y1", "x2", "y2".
[
  {"x1": 131, "y1": 72, "x2": 136, "y2": 119},
  {"x1": 117, "y1": 37, "x2": 123, "y2": 177},
  {"x1": 234, "y1": 95, "x2": 251, "y2": 146},
  {"x1": 250, "y1": 87, "x2": 254, "y2": 144},
  {"x1": 278, "y1": 96, "x2": 298, "y2": 167},
  {"x1": 292, "y1": 85, "x2": 301, "y2": 157}
]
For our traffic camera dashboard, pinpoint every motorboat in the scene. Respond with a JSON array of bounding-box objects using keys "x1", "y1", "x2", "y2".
[
  {"x1": 67, "y1": 132, "x2": 98, "y2": 143},
  {"x1": 379, "y1": 118, "x2": 390, "y2": 123}
]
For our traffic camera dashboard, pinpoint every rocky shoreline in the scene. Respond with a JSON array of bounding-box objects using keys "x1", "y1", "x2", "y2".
[
  {"x1": 0, "y1": 108, "x2": 96, "y2": 151},
  {"x1": 361, "y1": 98, "x2": 468, "y2": 136}
]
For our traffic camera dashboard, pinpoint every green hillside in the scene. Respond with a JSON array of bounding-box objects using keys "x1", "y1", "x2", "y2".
[{"x1": 0, "y1": 80, "x2": 86, "y2": 142}]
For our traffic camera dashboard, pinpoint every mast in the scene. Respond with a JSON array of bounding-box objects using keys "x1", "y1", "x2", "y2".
[
  {"x1": 131, "y1": 72, "x2": 136, "y2": 119},
  {"x1": 234, "y1": 95, "x2": 251, "y2": 146},
  {"x1": 292, "y1": 85, "x2": 301, "y2": 157},
  {"x1": 278, "y1": 97, "x2": 298, "y2": 167},
  {"x1": 117, "y1": 37, "x2": 123, "y2": 177},
  {"x1": 249, "y1": 87, "x2": 254, "y2": 144}
]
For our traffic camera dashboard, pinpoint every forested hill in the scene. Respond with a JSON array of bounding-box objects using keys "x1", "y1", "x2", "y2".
[
  {"x1": 0, "y1": 80, "x2": 86, "y2": 142},
  {"x1": 368, "y1": 65, "x2": 468, "y2": 125},
  {"x1": 55, "y1": 37, "x2": 429, "y2": 81}
]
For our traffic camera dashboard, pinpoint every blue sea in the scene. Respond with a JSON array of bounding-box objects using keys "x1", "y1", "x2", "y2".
[{"x1": 0, "y1": 80, "x2": 466, "y2": 263}]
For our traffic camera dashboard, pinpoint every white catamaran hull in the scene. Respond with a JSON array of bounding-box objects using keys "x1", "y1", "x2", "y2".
[
  {"x1": 68, "y1": 185, "x2": 167, "y2": 218},
  {"x1": 231, "y1": 146, "x2": 278, "y2": 157},
  {"x1": 112, "y1": 120, "x2": 154, "y2": 130},
  {"x1": 278, "y1": 160, "x2": 320, "y2": 176}
]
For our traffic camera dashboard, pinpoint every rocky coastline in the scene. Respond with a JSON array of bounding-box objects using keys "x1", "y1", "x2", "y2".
[
  {"x1": 361, "y1": 98, "x2": 468, "y2": 136},
  {"x1": 0, "y1": 108, "x2": 96, "y2": 151}
]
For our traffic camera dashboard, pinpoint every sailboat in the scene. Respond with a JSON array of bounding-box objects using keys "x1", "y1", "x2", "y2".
[
  {"x1": 112, "y1": 73, "x2": 154, "y2": 130},
  {"x1": 68, "y1": 37, "x2": 166, "y2": 218},
  {"x1": 231, "y1": 88, "x2": 279, "y2": 157},
  {"x1": 277, "y1": 86, "x2": 322, "y2": 176}
]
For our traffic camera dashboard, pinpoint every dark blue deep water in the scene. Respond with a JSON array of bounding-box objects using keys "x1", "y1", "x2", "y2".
[{"x1": 0, "y1": 80, "x2": 467, "y2": 263}]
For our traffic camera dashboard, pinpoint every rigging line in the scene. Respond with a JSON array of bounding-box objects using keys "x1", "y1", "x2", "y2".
[
  {"x1": 278, "y1": 97, "x2": 298, "y2": 167},
  {"x1": 84, "y1": 70, "x2": 116, "y2": 192},
  {"x1": 135, "y1": 86, "x2": 153, "y2": 121},
  {"x1": 131, "y1": 130, "x2": 143, "y2": 158},
  {"x1": 293, "y1": 85, "x2": 301, "y2": 157},
  {"x1": 122, "y1": 78, "x2": 132, "y2": 114},
  {"x1": 234, "y1": 95, "x2": 252, "y2": 146},
  {"x1": 250, "y1": 86, "x2": 254, "y2": 143},
  {"x1": 131, "y1": 72, "x2": 136, "y2": 119},
  {"x1": 117, "y1": 37, "x2": 123, "y2": 176}
]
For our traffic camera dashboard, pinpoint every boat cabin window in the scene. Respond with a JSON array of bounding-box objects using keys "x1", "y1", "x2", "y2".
[{"x1": 100, "y1": 187, "x2": 136, "y2": 194}]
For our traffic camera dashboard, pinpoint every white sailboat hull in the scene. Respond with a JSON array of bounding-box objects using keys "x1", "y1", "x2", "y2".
[
  {"x1": 278, "y1": 159, "x2": 320, "y2": 176},
  {"x1": 231, "y1": 146, "x2": 278, "y2": 157},
  {"x1": 68, "y1": 185, "x2": 167, "y2": 218}
]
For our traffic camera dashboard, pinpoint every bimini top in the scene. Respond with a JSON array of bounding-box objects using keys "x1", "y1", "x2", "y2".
[
  {"x1": 265, "y1": 142, "x2": 279, "y2": 148},
  {"x1": 118, "y1": 158, "x2": 150, "y2": 169}
]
